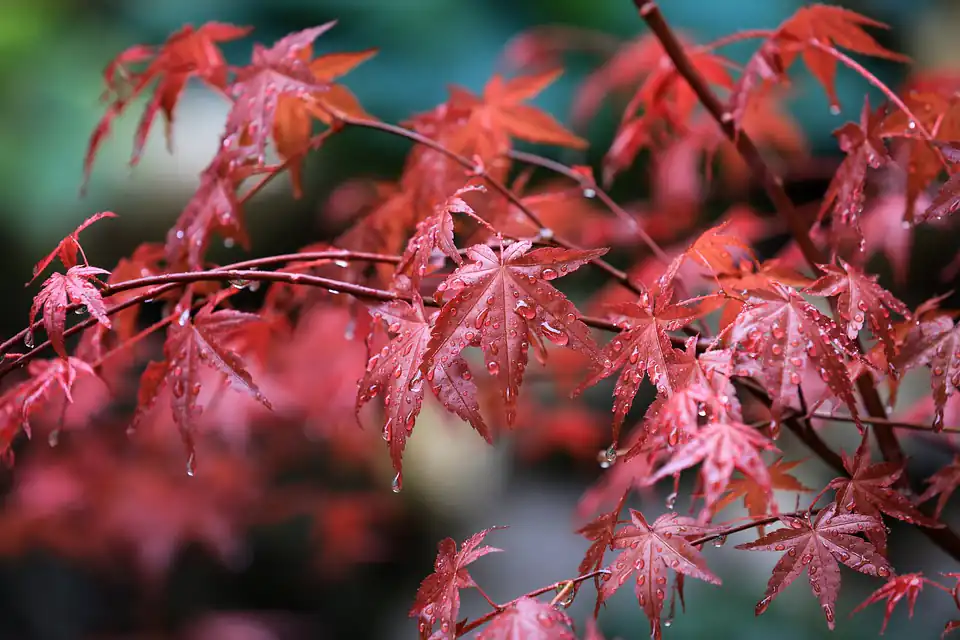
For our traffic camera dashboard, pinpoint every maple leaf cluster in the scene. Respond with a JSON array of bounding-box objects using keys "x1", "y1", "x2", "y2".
[{"x1": 2, "y1": 2, "x2": 960, "y2": 637}]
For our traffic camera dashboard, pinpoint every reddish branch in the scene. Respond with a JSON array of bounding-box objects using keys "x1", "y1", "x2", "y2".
[
  {"x1": 333, "y1": 114, "x2": 667, "y2": 292},
  {"x1": 632, "y1": 0, "x2": 960, "y2": 562}
]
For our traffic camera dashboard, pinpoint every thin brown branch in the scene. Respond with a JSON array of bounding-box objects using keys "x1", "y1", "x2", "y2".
[
  {"x1": 335, "y1": 115, "x2": 652, "y2": 300},
  {"x1": 456, "y1": 569, "x2": 609, "y2": 636},
  {"x1": 807, "y1": 411, "x2": 960, "y2": 435},
  {"x1": 6, "y1": 259, "x2": 689, "y2": 380},
  {"x1": 631, "y1": 0, "x2": 912, "y2": 511},
  {"x1": 807, "y1": 40, "x2": 947, "y2": 173},
  {"x1": 691, "y1": 508, "x2": 819, "y2": 547},
  {"x1": 632, "y1": 1, "x2": 825, "y2": 275},
  {"x1": 506, "y1": 149, "x2": 670, "y2": 263}
]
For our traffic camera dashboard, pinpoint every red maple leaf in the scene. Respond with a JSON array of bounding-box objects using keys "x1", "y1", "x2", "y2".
[
  {"x1": 829, "y1": 434, "x2": 942, "y2": 537},
  {"x1": 224, "y1": 24, "x2": 336, "y2": 162},
  {"x1": 84, "y1": 23, "x2": 252, "y2": 184},
  {"x1": 474, "y1": 597, "x2": 575, "y2": 640},
  {"x1": 632, "y1": 339, "x2": 741, "y2": 455},
  {"x1": 165, "y1": 152, "x2": 256, "y2": 270},
  {"x1": 714, "y1": 457, "x2": 813, "y2": 529},
  {"x1": 725, "y1": 282, "x2": 863, "y2": 428},
  {"x1": 881, "y1": 86, "x2": 960, "y2": 222},
  {"x1": 599, "y1": 509, "x2": 720, "y2": 640},
  {"x1": 574, "y1": 289, "x2": 702, "y2": 444},
  {"x1": 576, "y1": 489, "x2": 629, "y2": 608},
  {"x1": 448, "y1": 69, "x2": 587, "y2": 159},
  {"x1": 924, "y1": 143, "x2": 960, "y2": 223},
  {"x1": 806, "y1": 259, "x2": 908, "y2": 369},
  {"x1": 394, "y1": 187, "x2": 480, "y2": 293},
  {"x1": 852, "y1": 573, "x2": 947, "y2": 635},
  {"x1": 29, "y1": 212, "x2": 117, "y2": 285},
  {"x1": 0, "y1": 357, "x2": 101, "y2": 462},
  {"x1": 273, "y1": 46, "x2": 377, "y2": 196},
  {"x1": 919, "y1": 456, "x2": 960, "y2": 519},
  {"x1": 29, "y1": 266, "x2": 111, "y2": 360},
  {"x1": 736, "y1": 504, "x2": 892, "y2": 629},
  {"x1": 740, "y1": 5, "x2": 909, "y2": 112},
  {"x1": 894, "y1": 314, "x2": 960, "y2": 431},
  {"x1": 602, "y1": 45, "x2": 734, "y2": 183},
  {"x1": 357, "y1": 299, "x2": 490, "y2": 485},
  {"x1": 818, "y1": 98, "x2": 890, "y2": 243},
  {"x1": 648, "y1": 419, "x2": 779, "y2": 512},
  {"x1": 131, "y1": 302, "x2": 272, "y2": 472},
  {"x1": 410, "y1": 528, "x2": 502, "y2": 640},
  {"x1": 422, "y1": 241, "x2": 605, "y2": 425}
]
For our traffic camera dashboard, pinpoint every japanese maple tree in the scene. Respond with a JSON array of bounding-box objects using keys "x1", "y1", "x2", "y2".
[{"x1": 3, "y1": 0, "x2": 960, "y2": 637}]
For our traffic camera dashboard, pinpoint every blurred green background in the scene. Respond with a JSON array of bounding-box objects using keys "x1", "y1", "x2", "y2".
[{"x1": 0, "y1": 0, "x2": 959, "y2": 638}]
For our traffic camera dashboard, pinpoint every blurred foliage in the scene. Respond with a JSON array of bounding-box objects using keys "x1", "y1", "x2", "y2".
[{"x1": 0, "y1": 0, "x2": 958, "y2": 639}]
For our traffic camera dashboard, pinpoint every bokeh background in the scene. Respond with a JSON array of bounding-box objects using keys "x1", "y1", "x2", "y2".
[{"x1": 0, "y1": 0, "x2": 959, "y2": 638}]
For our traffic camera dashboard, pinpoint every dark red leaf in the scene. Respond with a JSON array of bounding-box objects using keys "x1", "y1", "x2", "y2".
[
  {"x1": 919, "y1": 456, "x2": 960, "y2": 519},
  {"x1": 410, "y1": 528, "x2": 502, "y2": 640},
  {"x1": 599, "y1": 509, "x2": 720, "y2": 640},
  {"x1": 84, "y1": 23, "x2": 252, "y2": 184},
  {"x1": 357, "y1": 299, "x2": 490, "y2": 485},
  {"x1": 893, "y1": 314, "x2": 960, "y2": 431},
  {"x1": 29, "y1": 212, "x2": 116, "y2": 285},
  {"x1": 852, "y1": 573, "x2": 938, "y2": 634},
  {"x1": 736, "y1": 504, "x2": 891, "y2": 629},
  {"x1": 29, "y1": 266, "x2": 111, "y2": 360},
  {"x1": 422, "y1": 241, "x2": 605, "y2": 425},
  {"x1": 806, "y1": 259, "x2": 908, "y2": 369},
  {"x1": 224, "y1": 24, "x2": 336, "y2": 162},
  {"x1": 726, "y1": 283, "x2": 863, "y2": 429},
  {"x1": 131, "y1": 302, "x2": 272, "y2": 472}
]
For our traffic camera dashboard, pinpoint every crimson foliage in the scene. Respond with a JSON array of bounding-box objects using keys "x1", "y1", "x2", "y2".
[{"x1": 2, "y1": 2, "x2": 960, "y2": 638}]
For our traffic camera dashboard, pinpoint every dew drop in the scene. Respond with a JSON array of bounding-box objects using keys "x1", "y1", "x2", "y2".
[
  {"x1": 541, "y1": 268, "x2": 559, "y2": 281},
  {"x1": 186, "y1": 452, "x2": 196, "y2": 477},
  {"x1": 487, "y1": 361, "x2": 500, "y2": 376},
  {"x1": 47, "y1": 429, "x2": 60, "y2": 447},
  {"x1": 665, "y1": 491, "x2": 677, "y2": 510},
  {"x1": 475, "y1": 308, "x2": 489, "y2": 329},
  {"x1": 391, "y1": 472, "x2": 403, "y2": 493},
  {"x1": 822, "y1": 604, "x2": 835, "y2": 624},
  {"x1": 829, "y1": 104, "x2": 841, "y2": 115},
  {"x1": 597, "y1": 445, "x2": 618, "y2": 469},
  {"x1": 756, "y1": 596, "x2": 773, "y2": 616},
  {"x1": 933, "y1": 413, "x2": 944, "y2": 431},
  {"x1": 408, "y1": 369, "x2": 424, "y2": 392},
  {"x1": 23, "y1": 332, "x2": 34, "y2": 349},
  {"x1": 514, "y1": 300, "x2": 536, "y2": 320},
  {"x1": 583, "y1": 188, "x2": 596, "y2": 198},
  {"x1": 540, "y1": 321, "x2": 569, "y2": 346}
]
